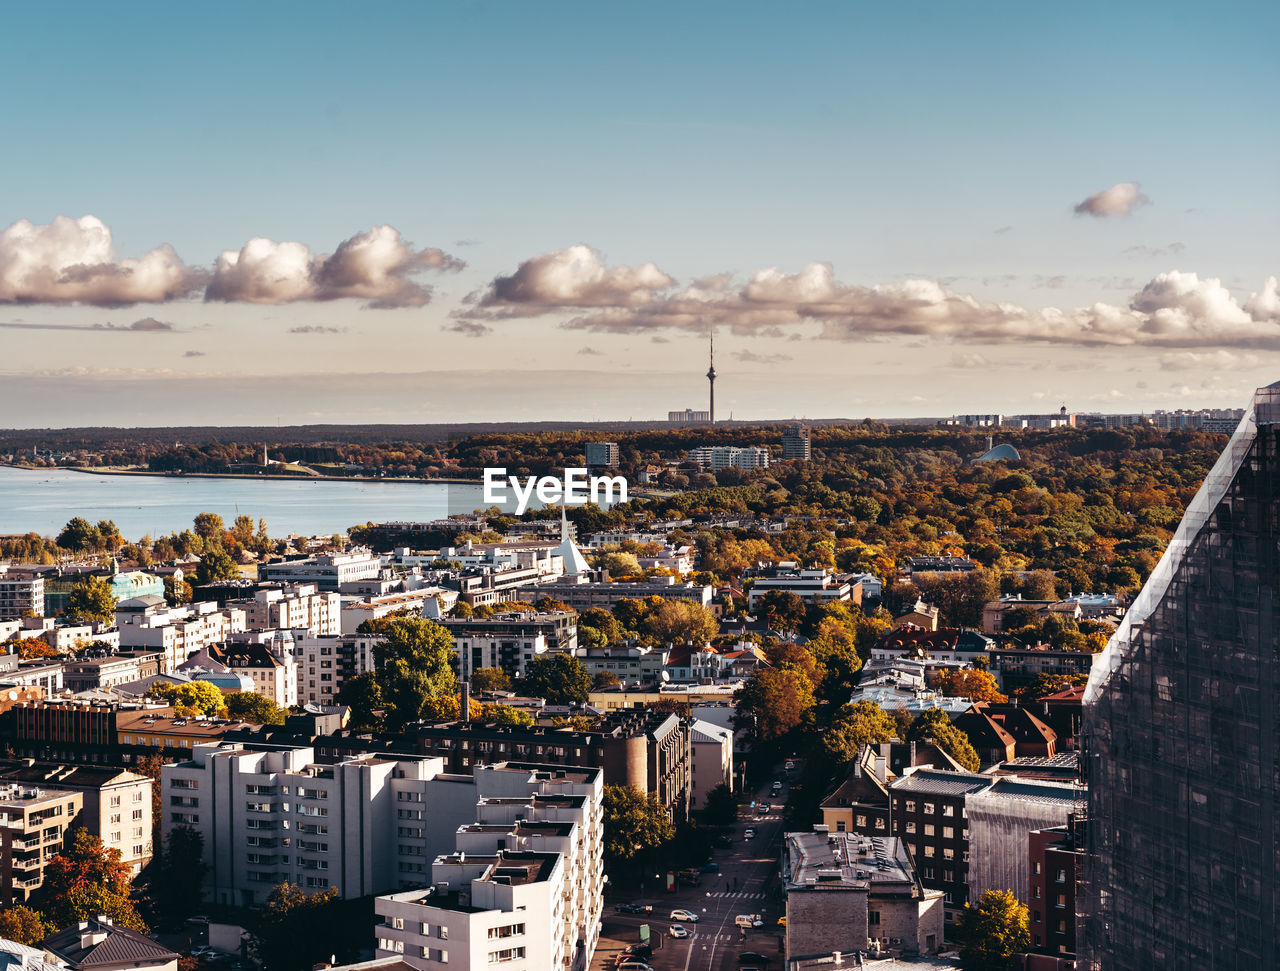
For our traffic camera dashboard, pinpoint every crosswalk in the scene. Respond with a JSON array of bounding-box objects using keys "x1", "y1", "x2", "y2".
[{"x1": 705, "y1": 890, "x2": 767, "y2": 900}]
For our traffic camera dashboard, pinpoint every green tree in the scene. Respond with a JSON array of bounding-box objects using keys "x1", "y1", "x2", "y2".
[
  {"x1": 232, "y1": 514, "x2": 255, "y2": 546},
  {"x1": 163, "y1": 575, "x2": 193, "y2": 606},
  {"x1": 701, "y1": 783, "x2": 737, "y2": 827},
  {"x1": 250, "y1": 883, "x2": 365, "y2": 971},
  {"x1": 469, "y1": 666, "x2": 511, "y2": 693},
  {"x1": 957, "y1": 888, "x2": 1030, "y2": 970},
  {"x1": 65, "y1": 576, "x2": 116, "y2": 624},
  {"x1": 34, "y1": 830, "x2": 147, "y2": 932},
  {"x1": 735, "y1": 668, "x2": 815, "y2": 742},
  {"x1": 195, "y1": 547, "x2": 240, "y2": 585},
  {"x1": 520, "y1": 654, "x2": 592, "y2": 704},
  {"x1": 193, "y1": 512, "x2": 225, "y2": 544},
  {"x1": 1017, "y1": 672, "x2": 1089, "y2": 702},
  {"x1": 336, "y1": 671, "x2": 385, "y2": 730},
  {"x1": 150, "y1": 826, "x2": 209, "y2": 929},
  {"x1": 225, "y1": 691, "x2": 286, "y2": 725},
  {"x1": 602, "y1": 785, "x2": 675, "y2": 864},
  {"x1": 480, "y1": 702, "x2": 535, "y2": 727},
  {"x1": 578, "y1": 626, "x2": 608, "y2": 650},
  {"x1": 355, "y1": 617, "x2": 458, "y2": 729},
  {"x1": 756, "y1": 590, "x2": 807, "y2": 634},
  {"x1": 0, "y1": 904, "x2": 52, "y2": 945},
  {"x1": 57, "y1": 517, "x2": 102, "y2": 552},
  {"x1": 823, "y1": 701, "x2": 896, "y2": 763},
  {"x1": 906, "y1": 708, "x2": 980, "y2": 772},
  {"x1": 592, "y1": 670, "x2": 622, "y2": 690},
  {"x1": 579, "y1": 607, "x2": 621, "y2": 644}
]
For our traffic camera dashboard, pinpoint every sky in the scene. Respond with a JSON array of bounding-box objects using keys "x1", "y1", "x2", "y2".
[{"x1": 1, "y1": 0, "x2": 1277, "y2": 427}]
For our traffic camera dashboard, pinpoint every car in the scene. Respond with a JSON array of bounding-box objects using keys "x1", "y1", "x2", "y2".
[
  {"x1": 738, "y1": 952, "x2": 771, "y2": 966},
  {"x1": 777, "y1": 915, "x2": 787, "y2": 926},
  {"x1": 744, "y1": 828, "x2": 756, "y2": 839},
  {"x1": 614, "y1": 902, "x2": 652, "y2": 914},
  {"x1": 699, "y1": 861, "x2": 719, "y2": 873},
  {"x1": 190, "y1": 947, "x2": 217, "y2": 959},
  {"x1": 735, "y1": 914, "x2": 764, "y2": 929},
  {"x1": 669, "y1": 925, "x2": 690, "y2": 939},
  {"x1": 669, "y1": 909, "x2": 699, "y2": 922},
  {"x1": 617, "y1": 963, "x2": 653, "y2": 971}
]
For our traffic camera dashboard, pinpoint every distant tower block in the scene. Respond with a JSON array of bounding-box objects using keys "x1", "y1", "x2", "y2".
[
  {"x1": 706, "y1": 329, "x2": 717, "y2": 425},
  {"x1": 262, "y1": 444, "x2": 269, "y2": 467}
]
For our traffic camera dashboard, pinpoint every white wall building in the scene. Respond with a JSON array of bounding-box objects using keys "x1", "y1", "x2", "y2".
[
  {"x1": 258, "y1": 551, "x2": 382, "y2": 591},
  {"x1": 747, "y1": 563, "x2": 852, "y2": 610},
  {"x1": 115, "y1": 598, "x2": 246, "y2": 673},
  {"x1": 689, "y1": 719, "x2": 733, "y2": 810},
  {"x1": 226, "y1": 584, "x2": 341, "y2": 637},
  {"x1": 0, "y1": 569, "x2": 44, "y2": 620},
  {"x1": 686, "y1": 446, "x2": 770, "y2": 470}
]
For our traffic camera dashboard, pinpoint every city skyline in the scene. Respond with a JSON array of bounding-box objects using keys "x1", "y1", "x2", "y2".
[{"x1": 1, "y1": 1, "x2": 1277, "y2": 426}]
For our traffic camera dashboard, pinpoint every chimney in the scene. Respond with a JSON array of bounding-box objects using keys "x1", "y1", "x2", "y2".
[{"x1": 460, "y1": 681, "x2": 471, "y2": 722}]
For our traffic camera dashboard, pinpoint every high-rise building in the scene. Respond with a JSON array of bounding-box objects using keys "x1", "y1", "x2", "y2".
[
  {"x1": 584, "y1": 441, "x2": 619, "y2": 468},
  {"x1": 707, "y1": 329, "x2": 717, "y2": 424},
  {"x1": 1081, "y1": 383, "x2": 1279, "y2": 969},
  {"x1": 782, "y1": 424, "x2": 811, "y2": 461}
]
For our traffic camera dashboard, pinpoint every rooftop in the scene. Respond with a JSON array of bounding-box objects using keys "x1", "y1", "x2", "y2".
[
  {"x1": 889, "y1": 769, "x2": 994, "y2": 797},
  {"x1": 784, "y1": 830, "x2": 917, "y2": 891}
]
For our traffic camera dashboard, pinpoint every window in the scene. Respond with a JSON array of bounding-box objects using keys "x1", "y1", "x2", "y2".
[
  {"x1": 874, "y1": 817, "x2": 886, "y2": 830},
  {"x1": 1033, "y1": 886, "x2": 1041, "y2": 899},
  {"x1": 1033, "y1": 910, "x2": 1041, "y2": 923},
  {"x1": 487, "y1": 924, "x2": 525, "y2": 939},
  {"x1": 855, "y1": 815, "x2": 866, "y2": 828},
  {"x1": 869, "y1": 911, "x2": 880, "y2": 926},
  {"x1": 943, "y1": 827, "x2": 954, "y2": 839},
  {"x1": 488, "y1": 947, "x2": 525, "y2": 963},
  {"x1": 924, "y1": 824, "x2": 935, "y2": 837},
  {"x1": 132, "y1": 809, "x2": 144, "y2": 820},
  {"x1": 836, "y1": 821, "x2": 846, "y2": 832},
  {"x1": 110, "y1": 795, "x2": 121, "y2": 807},
  {"x1": 904, "y1": 800, "x2": 916, "y2": 813},
  {"x1": 1056, "y1": 894, "x2": 1066, "y2": 908},
  {"x1": 942, "y1": 804, "x2": 954, "y2": 817},
  {"x1": 438, "y1": 927, "x2": 448, "y2": 940},
  {"x1": 110, "y1": 813, "x2": 122, "y2": 824},
  {"x1": 1033, "y1": 862, "x2": 1042, "y2": 874},
  {"x1": 1055, "y1": 869, "x2": 1067, "y2": 884},
  {"x1": 133, "y1": 844, "x2": 144, "y2": 856},
  {"x1": 905, "y1": 821, "x2": 917, "y2": 834}
]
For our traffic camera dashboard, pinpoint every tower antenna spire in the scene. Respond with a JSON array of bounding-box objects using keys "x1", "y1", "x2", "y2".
[{"x1": 706, "y1": 326, "x2": 717, "y2": 425}]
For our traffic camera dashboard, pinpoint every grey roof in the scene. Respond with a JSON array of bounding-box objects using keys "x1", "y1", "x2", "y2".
[
  {"x1": 978, "y1": 778, "x2": 1088, "y2": 805},
  {"x1": 45, "y1": 919, "x2": 180, "y2": 968},
  {"x1": 889, "y1": 769, "x2": 994, "y2": 797},
  {"x1": 974, "y1": 443, "x2": 1021, "y2": 462}
]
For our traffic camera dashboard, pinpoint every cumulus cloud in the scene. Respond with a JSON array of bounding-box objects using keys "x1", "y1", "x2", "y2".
[
  {"x1": 207, "y1": 225, "x2": 463, "y2": 308},
  {"x1": 445, "y1": 320, "x2": 492, "y2": 338},
  {"x1": 1074, "y1": 182, "x2": 1151, "y2": 217},
  {"x1": 464, "y1": 247, "x2": 1280, "y2": 350},
  {"x1": 288, "y1": 325, "x2": 347, "y2": 335},
  {"x1": 461, "y1": 244, "x2": 675, "y2": 319},
  {"x1": 0, "y1": 215, "x2": 204, "y2": 306}
]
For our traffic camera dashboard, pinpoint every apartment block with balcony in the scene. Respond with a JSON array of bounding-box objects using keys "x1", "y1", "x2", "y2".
[
  {"x1": 0, "y1": 569, "x2": 44, "y2": 620},
  {"x1": 225, "y1": 583, "x2": 341, "y2": 637},
  {"x1": 0, "y1": 783, "x2": 83, "y2": 906}
]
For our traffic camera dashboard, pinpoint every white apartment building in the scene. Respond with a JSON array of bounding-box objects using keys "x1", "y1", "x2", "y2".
[
  {"x1": 341, "y1": 591, "x2": 437, "y2": 636},
  {"x1": 686, "y1": 446, "x2": 770, "y2": 471},
  {"x1": 291, "y1": 633, "x2": 380, "y2": 707},
  {"x1": 0, "y1": 569, "x2": 44, "y2": 620},
  {"x1": 226, "y1": 584, "x2": 341, "y2": 637},
  {"x1": 746, "y1": 562, "x2": 852, "y2": 610},
  {"x1": 115, "y1": 598, "x2": 247, "y2": 673},
  {"x1": 689, "y1": 719, "x2": 733, "y2": 810},
  {"x1": 374, "y1": 763, "x2": 604, "y2": 971},
  {"x1": 162, "y1": 744, "x2": 483, "y2": 908},
  {"x1": 451, "y1": 631, "x2": 548, "y2": 681},
  {"x1": 258, "y1": 551, "x2": 382, "y2": 591}
]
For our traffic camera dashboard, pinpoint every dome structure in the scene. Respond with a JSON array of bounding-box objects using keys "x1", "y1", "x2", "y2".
[{"x1": 974, "y1": 442, "x2": 1021, "y2": 462}]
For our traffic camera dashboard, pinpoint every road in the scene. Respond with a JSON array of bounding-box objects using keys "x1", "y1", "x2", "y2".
[{"x1": 594, "y1": 774, "x2": 790, "y2": 971}]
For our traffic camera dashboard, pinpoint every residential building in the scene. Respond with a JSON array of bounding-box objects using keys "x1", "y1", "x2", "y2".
[
  {"x1": 542, "y1": 575, "x2": 712, "y2": 612},
  {"x1": 293, "y1": 633, "x2": 380, "y2": 707},
  {"x1": 182, "y1": 641, "x2": 297, "y2": 708},
  {"x1": 871, "y1": 626, "x2": 991, "y2": 663},
  {"x1": 441, "y1": 611, "x2": 578, "y2": 670},
  {"x1": 63, "y1": 654, "x2": 162, "y2": 693},
  {"x1": 905, "y1": 555, "x2": 976, "y2": 576},
  {"x1": 965, "y1": 777, "x2": 1087, "y2": 906},
  {"x1": 893, "y1": 600, "x2": 940, "y2": 631},
  {"x1": 373, "y1": 762, "x2": 604, "y2": 971},
  {"x1": 571, "y1": 642, "x2": 669, "y2": 685},
  {"x1": 1029, "y1": 813, "x2": 1085, "y2": 960},
  {"x1": 745, "y1": 562, "x2": 851, "y2": 610},
  {"x1": 688, "y1": 719, "x2": 732, "y2": 810},
  {"x1": 114, "y1": 708, "x2": 254, "y2": 764},
  {"x1": 114, "y1": 597, "x2": 246, "y2": 673},
  {"x1": 668, "y1": 408, "x2": 710, "y2": 423},
  {"x1": 225, "y1": 583, "x2": 341, "y2": 636},
  {"x1": 0, "y1": 569, "x2": 44, "y2": 620},
  {"x1": 782, "y1": 827, "x2": 944, "y2": 960},
  {"x1": 341, "y1": 591, "x2": 440, "y2": 635},
  {"x1": 0, "y1": 783, "x2": 82, "y2": 906},
  {"x1": 449, "y1": 566, "x2": 547, "y2": 608},
  {"x1": 953, "y1": 703, "x2": 1058, "y2": 764},
  {"x1": 820, "y1": 742, "x2": 965, "y2": 838},
  {"x1": 258, "y1": 551, "x2": 382, "y2": 591},
  {"x1": 988, "y1": 644, "x2": 1093, "y2": 692},
  {"x1": 634, "y1": 545, "x2": 694, "y2": 573},
  {"x1": 781, "y1": 424, "x2": 811, "y2": 461},
  {"x1": 0, "y1": 761, "x2": 153, "y2": 874},
  {"x1": 43, "y1": 917, "x2": 180, "y2": 971},
  {"x1": 453, "y1": 630, "x2": 547, "y2": 681},
  {"x1": 1080, "y1": 382, "x2": 1280, "y2": 970},
  {"x1": 888, "y1": 769, "x2": 995, "y2": 926},
  {"x1": 584, "y1": 442, "x2": 619, "y2": 468},
  {"x1": 686, "y1": 446, "x2": 770, "y2": 470}
]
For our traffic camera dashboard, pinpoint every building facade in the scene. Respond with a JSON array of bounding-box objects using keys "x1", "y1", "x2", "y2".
[{"x1": 1081, "y1": 385, "x2": 1279, "y2": 969}]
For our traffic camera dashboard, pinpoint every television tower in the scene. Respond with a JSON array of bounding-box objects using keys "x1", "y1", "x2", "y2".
[{"x1": 706, "y1": 328, "x2": 716, "y2": 424}]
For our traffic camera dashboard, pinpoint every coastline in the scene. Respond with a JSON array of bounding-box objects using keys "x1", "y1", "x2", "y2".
[{"x1": 1, "y1": 465, "x2": 483, "y2": 486}]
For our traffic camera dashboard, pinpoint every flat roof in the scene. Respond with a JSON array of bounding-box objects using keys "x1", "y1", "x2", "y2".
[{"x1": 785, "y1": 830, "x2": 916, "y2": 891}]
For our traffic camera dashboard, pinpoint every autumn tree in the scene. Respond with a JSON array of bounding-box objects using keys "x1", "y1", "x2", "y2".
[
  {"x1": 931, "y1": 669, "x2": 1008, "y2": 703},
  {"x1": 957, "y1": 889, "x2": 1030, "y2": 970},
  {"x1": 592, "y1": 670, "x2": 622, "y2": 690},
  {"x1": 225, "y1": 691, "x2": 286, "y2": 725},
  {"x1": 906, "y1": 708, "x2": 980, "y2": 772},
  {"x1": 0, "y1": 905, "x2": 52, "y2": 945},
  {"x1": 57, "y1": 517, "x2": 102, "y2": 553},
  {"x1": 579, "y1": 607, "x2": 621, "y2": 644},
  {"x1": 519, "y1": 654, "x2": 592, "y2": 704},
  {"x1": 336, "y1": 672, "x2": 384, "y2": 730},
  {"x1": 645, "y1": 599, "x2": 718, "y2": 645},
  {"x1": 756, "y1": 590, "x2": 807, "y2": 634},
  {"x1": 148, "y1": 680, "x2": 227, "y2": 717},
  {"x1": 65, "y1": 576, "x2": 116, "y2": 625},
  {"x1": 735, "y1": 668, "x2": 815, "y2": 742},
  {"x1": 822, "y1": 701, "x2": 896, "y2": 763},
  {"x1": 195, "y1": 547, "x2": 240, "y2": 586},
  {"x1": 469, "y1": 666, "x2": 511, "y2": 693},
  {"x1": 34, "y1": 829, "x2": 147, "y2": 932},
  {"x1": 192, "y1": 512, "x2": 225, "y2": 544},
  {"x1": 163, "y1": 575, "x2": 193, "y2": 606}
]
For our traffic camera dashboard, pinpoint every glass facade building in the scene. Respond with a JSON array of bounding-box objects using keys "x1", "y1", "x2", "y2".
[{"x1": 1080, "y1": 383, "x2": 1280, "y2": 968}]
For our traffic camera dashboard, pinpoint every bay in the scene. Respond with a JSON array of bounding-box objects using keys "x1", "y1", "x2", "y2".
[{"x1": 0, "y1": 466, "x2": 492, "y2": 541}]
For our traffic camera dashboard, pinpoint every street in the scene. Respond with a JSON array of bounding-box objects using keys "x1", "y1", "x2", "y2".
[{"x1": 594, "y1": 774, "x2": 790, "y2": 971}]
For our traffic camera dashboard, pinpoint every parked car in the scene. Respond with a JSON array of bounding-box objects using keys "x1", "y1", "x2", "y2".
[
  {"x1": 699, "y1": 861, "x2": 720, "y2": 873},
  {"x1": 734, "y1": 914, "x2": 764, "y2": 928},
  {"x1": 743, "y1": 828, "x2": 756, "y2": 840},
  {"x1": 738, "y1": 952, "x2": 771, "y2": 967},
  {"x1": 614, "y1": 902, "x2": 652, "y2": 913},
  {"x1": 617, "y1": 963, "x2": 653, "y2": 971},
  {"x1": 669, "y1": 925, "x2": 690, "y2": 938},
  {"x1": 777, "y1": 915, "x2": 787, "y2": 926},
  {"x1": 670, "y1": 909, "x2": 699, "y2": 922}
]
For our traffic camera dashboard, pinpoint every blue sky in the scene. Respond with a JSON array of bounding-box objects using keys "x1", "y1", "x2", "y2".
[{"x1": 1, "y1": 1, "x2": 1277, "y2": 425}]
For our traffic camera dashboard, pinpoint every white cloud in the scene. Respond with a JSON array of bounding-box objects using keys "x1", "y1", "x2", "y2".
[
  {"x1": 1157, "y1": 349, "x2": 1259, "y2": 371},
  {"x1": 1073, "y1": 182, "x2": 1151, "y2": 217},
  {"x1": 206, "y1": 225, "x2": 462, "y2": 308},
  {"x1": 0, "y1": 215, "x2": 203, "y2": 306}
]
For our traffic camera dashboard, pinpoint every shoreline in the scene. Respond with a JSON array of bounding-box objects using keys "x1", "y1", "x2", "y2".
[{"x1": 2, "y1": 465, "x2": 483, "y2": 486}]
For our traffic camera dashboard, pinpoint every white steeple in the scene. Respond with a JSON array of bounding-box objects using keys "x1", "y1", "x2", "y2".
[{"x1": 554, "y1": 505, "x2": 590, "y2": 575}]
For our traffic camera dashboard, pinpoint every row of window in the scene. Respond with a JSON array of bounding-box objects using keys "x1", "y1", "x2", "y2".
[{"x1": 900, "y1": 800, "x2": 961, "y2": 817}]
